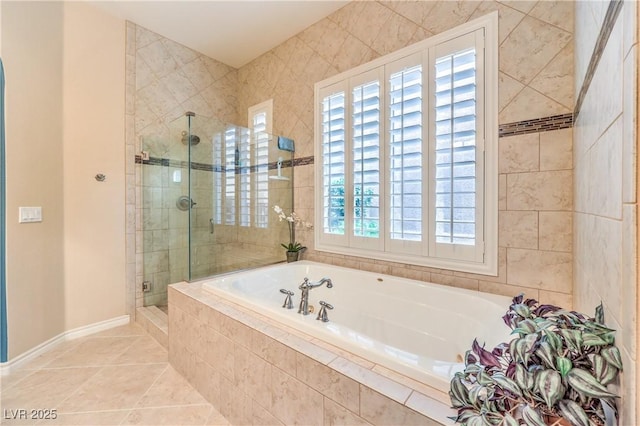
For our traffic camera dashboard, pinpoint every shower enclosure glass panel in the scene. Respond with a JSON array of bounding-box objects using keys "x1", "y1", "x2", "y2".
[
  {"x1": 142, "y1": 113, "x2": 293, "y2": 308},
  {"x1": 188, "y1": 114, "x2": 293, "y2": 280}
]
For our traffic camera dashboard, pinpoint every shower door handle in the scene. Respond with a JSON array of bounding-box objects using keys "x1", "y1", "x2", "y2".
[{"x1": 209, "y1": 218, "x2": 214, "y2": 234}]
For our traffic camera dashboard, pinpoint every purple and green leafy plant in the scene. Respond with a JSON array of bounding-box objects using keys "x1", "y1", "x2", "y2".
[{"x1": 450, "y1": 294, "x2": 622, "y2": 426}]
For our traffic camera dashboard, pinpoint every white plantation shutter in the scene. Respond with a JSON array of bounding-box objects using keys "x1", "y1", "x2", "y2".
[
  {"x1": 251, "y1": 109, "x2": 270, "y2": 228},
  {"x1": 320, "y1": 84, "x2": 347, "y2": 241},
  {"x1": 315, "y1": 16, "x2": 497, "y2": 275},
  {"x1": 351, "y1": 69, "x2": 384, "y2": 250},
  {"x1": 238, "y1": 127, "x2": 251, "y2": 227},
  {"x1": 429, "y1": 31, "x2": 485, "y2": 262},
  {"x1": 213, "y1": 132, "x2": 223, "y2": 225},
  {"x1": 386, "y1": 54, "x2": 425, "y2": 254},
  {"x1": 224, "y1": 127, "x2": 236, "y2": 226}
]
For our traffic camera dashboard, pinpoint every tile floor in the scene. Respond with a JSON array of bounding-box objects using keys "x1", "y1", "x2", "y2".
[{"x1": 0, "y1": 323, "x2": 230, "y2": 425}]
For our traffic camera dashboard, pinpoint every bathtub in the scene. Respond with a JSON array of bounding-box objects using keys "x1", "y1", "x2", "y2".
[{"x1": 201, "y1": 260, "x2": 512, "y2": 393}]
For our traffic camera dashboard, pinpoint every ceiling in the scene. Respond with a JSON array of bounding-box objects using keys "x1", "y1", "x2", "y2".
[{"x1": 90, "y1": 1, "x2": 349, "y2": 68}]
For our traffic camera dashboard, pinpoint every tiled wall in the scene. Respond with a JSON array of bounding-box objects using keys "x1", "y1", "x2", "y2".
[
  {"x1": 126, "y1": 1, "x2": 578, "y2": 312},
  {"x1": 126, "y1": 24, "x2": 295, "y2": 311},
  {"x1": 236, "y1": 1, "x2": 575, "y2": 307},
  {"x1": 127, "y1": 24, "x2": 241, "y2": 310},
  {"x1": 573, "y1": 1, "x2": 637, "y2": 424}
]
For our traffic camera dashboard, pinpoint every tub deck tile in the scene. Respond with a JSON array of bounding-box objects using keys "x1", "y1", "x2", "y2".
[
  {"x1": 328, "y1": 357, "x2": 412, "y2": 405},
  {"x1": 170, "y1": 282, "x2": 453, "y2": 426}
]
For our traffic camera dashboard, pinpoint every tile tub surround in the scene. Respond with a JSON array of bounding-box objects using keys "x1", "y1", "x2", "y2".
[{"x1": 168, "y1": 283, "x2": 455, "y2": 426}]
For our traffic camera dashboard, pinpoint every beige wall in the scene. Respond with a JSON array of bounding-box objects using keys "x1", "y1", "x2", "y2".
[
  {"x1": 62, "y1": 2, "x2": 126, "y2": 329},
  {"x1": 236, "y1": 1, "x2": 575, "y2": 306},
  {"x1": 573, "y1": 1, "x2": 637, "y2": 424},
  {"x1": 2, "y1": 1, "x2": 126, "y2": 360},
  {"x1": 2, "y1": 1, "x2": 66, "y2": 359}
]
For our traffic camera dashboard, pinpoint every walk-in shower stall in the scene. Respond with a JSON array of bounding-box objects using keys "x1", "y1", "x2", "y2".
[{"x1": 141, "y1": 113, "x2": 294, "y2": 309}]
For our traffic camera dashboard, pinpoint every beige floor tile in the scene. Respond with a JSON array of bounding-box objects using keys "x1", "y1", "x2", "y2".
[
  {"x1": 40, "y1": 409, "x2": 130, "y2": 425},
  {"x1": 56, "y1": 363, "x2": 167, "y2": 413},
  {"x1": 2, "y1": 323, "x2": 229, "y2": 426},
  {"x1": 1, "y1": 367, "x2": 101, "y2": 412},
  {"x1": 0, "y1": 369, "x2": 34, "y2": 393},
  {"x1": 206, "y1": 408, "x2": 231, "y2": 426},
  {"x1": 136, "y1": 365, "x2": 207, "y2": 408},
  {"x1": 46, "y1": 337, "x2": 139, "y2": 368},
  {"x1": 16, "y1": 340, "x2": 81, "y2": 371},
  {"x1": 122, "y1": 404, "x2": 212, "y2": 425},
  {"x1": 91, "y1": 323, "x2": 147, "y2": 338},
  {"x1": 112, "y1": 335, "x2": 168, "y2": 365}
]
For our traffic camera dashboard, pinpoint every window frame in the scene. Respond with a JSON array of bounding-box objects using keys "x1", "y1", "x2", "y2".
[{"x1": 313, "y1": 13, "x2": 498, "y2": 276}]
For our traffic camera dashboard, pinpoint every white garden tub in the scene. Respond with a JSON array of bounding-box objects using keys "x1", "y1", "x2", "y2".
[{"x1": 201, "y1": 260, "x2": 512, "y2": 393}]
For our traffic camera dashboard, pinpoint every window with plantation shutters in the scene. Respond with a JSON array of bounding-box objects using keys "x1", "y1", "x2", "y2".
[{"x1": 315, "y1": 14, "x2": 498, "y2": 275}]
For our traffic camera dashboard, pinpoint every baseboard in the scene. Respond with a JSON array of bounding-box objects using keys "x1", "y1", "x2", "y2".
[{"x1": 0, "y1": 314, "x2": 130, "y2": 376}]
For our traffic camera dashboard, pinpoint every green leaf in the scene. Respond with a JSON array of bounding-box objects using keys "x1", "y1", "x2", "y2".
[
  {"x1": 465, "y1": 363, "x2": 483, "y2": 375},
  {"x1": 535, "y1": 342, "x2": 555, "y2": 368},
  {"x1": 545, "y1": 330, "x2": 562, "y2": 352},
  {"x1": 467, "y1": 416, "x2": 488, "y2": 426},
  {"x1": 512, "y1": 333, "x2": 539, "y2": 364},
  {"x1": 515, "y1": 364, "x2": 534, "y2": 391},
  {"x1": 469, "y1": 385, "x2": 483, "y2": 408},
  {"x1": 556, "y1": 356, "x2": 573, "y2": 377},
  {"x1": 558, "y1": 399, "x2": 591, "y2": 426},
  {"x1": 477, "y1": 370, "x2": 493, "y2": 386},
  {"x1": 559, "y1": 329, "x2": 584, "y2": 352},
  {"x1": 521, "y1": 405, "x2": 547, "y2": 426},
  {"x1": 535, "y1": 369, "x2": 564, "y2": 408},
  {"x1": 512, "y1": 318, "x2": 538, "y2": 335},
  {"x1": 501, "y1": 414, "x2": 519, "y2": 426},
  {"x1": 595, "y1": 302, "x2": 605, "y2": 324},
  {"x1": 450, "y1": 375, "x2": 470, "y2": 407},
  {"x1": 566, "y1": 368, "x2": 618, "y2": 399},
  {"x1": 583, "y1": 332, "x2": 609, "y2": 346},
  {"x1": 513, "y1": 303, "x2": 532, "y2": 318},
  {"x1": 492, "y1": 372, "x2": 522, "y2": 397},
  {"x1": 601, "y1": 346, "x2": 624, "y2": 370}
]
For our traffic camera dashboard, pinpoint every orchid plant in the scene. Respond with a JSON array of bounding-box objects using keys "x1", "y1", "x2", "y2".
[{"x1": 273, "y1": 206, "x2": 312, "y2": 253}]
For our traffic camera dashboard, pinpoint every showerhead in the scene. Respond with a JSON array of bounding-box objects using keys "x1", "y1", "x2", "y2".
[{"x1": 181, "y1": 131, "x2": 200, "y2": 146}]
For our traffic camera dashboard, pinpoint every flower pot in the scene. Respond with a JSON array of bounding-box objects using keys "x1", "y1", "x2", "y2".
[{"x1": 286, "y1": 251, "x2": 299, "y2": 263}]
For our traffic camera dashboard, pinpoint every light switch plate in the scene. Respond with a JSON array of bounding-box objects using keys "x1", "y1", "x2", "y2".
[{"x1": 19, "y1": 207, "x2": 42, "y2": 223}]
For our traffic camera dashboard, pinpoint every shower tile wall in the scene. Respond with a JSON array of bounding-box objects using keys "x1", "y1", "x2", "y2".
[
  {"x1": 125, "y1": 23, "x2": 293, "y2": 311},
  {"x1": 235, "y1": 1, "x2": 575, "y2": 306},
  {"x1": 127, "y1": 24, "x2": 241, "y2": 309},
  {"x1": 574, "y1": 1, "x2": 637, "y2": 424}
]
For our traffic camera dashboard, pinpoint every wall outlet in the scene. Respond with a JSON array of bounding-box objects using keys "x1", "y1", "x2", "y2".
[{"x1": 142, "y1": 281, "x2": 153, "y2": 292}]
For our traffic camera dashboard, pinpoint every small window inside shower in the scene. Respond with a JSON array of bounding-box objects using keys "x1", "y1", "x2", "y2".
[{"x1": 249, "y1": 100, "x2": 273, "y2": 229}]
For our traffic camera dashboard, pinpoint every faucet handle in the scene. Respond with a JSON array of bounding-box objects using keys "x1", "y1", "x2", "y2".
[
  {"x1": 279, "y1": 289, "x2": 294, "y2": 309},
  {"x1": 317, "y1": 301, "x2": 333, "y2": 322},
  {"x1": 319, "y1": 301, "x2": 333, "y2": 310}
]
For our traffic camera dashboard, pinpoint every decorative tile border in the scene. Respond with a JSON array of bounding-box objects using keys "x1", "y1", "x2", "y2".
[
  {"x1": 498, "y1": 113, "x2": 573, "y2": 138},
  {"x1": 135, "y1": 155, "x2": 294, "y2": 174},
  {"x1": 574, "y1": 0, "x2": 623, "y2": 119}
]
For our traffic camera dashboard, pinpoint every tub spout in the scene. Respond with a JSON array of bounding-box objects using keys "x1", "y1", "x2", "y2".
[{"x1": 298, "y1": 277, "x2": 333, "y2": 315}]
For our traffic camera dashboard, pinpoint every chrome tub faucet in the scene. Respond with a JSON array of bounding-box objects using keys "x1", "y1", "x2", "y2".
[{"x1": 298, "y1": 277, "x2": 333, "y2": 315}]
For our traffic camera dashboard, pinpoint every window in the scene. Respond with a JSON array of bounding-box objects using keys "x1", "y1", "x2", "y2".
[
  {"x1": 249, "y1": 100, "x2": 273, "y2": 228},
  {"x1": 314, "y1": 14, "x2": 498, "y2": 275}
]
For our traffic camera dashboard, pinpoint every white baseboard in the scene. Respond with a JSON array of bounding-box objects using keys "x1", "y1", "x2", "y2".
[{"x1": 0, "y1": 315, "x2": 130, "y2": 376}]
